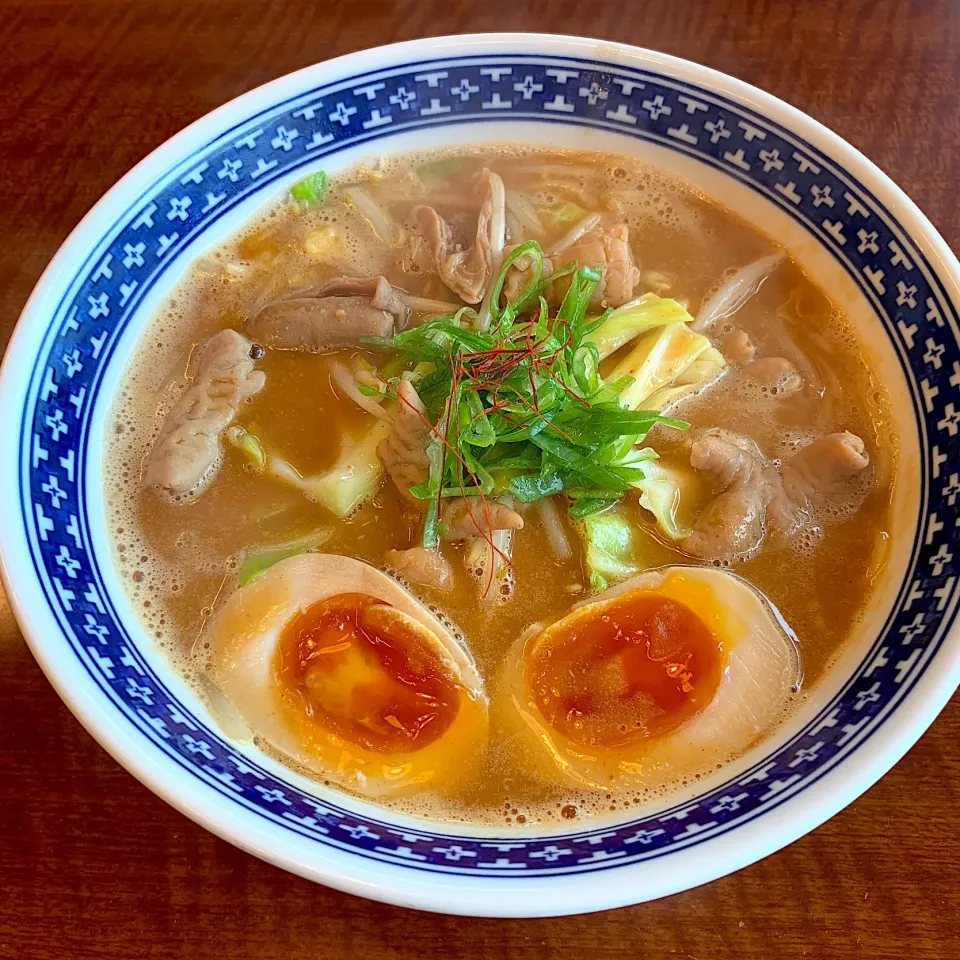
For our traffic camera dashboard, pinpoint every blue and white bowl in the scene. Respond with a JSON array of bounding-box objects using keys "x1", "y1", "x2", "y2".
[{"x1": 2, "y1": 34, "x2": 958, "y2": 916}]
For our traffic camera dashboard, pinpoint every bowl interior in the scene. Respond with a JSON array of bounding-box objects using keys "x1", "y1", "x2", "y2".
[{"x1": 4, "y1": 37, "x2": 959, "y2": 914}]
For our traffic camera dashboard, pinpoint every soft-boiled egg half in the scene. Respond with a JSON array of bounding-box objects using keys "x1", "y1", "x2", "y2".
[
  {"x1": 209, "y1": 553, "x2": 488, "y2": 798},
  {"x1": 499, "y1": 566, "x2": 801, "y2": 790}
]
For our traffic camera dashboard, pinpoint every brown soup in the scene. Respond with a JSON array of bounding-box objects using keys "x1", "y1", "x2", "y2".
[{"x1": 105, "y1": 146, "x2": 896, "y2": 826}]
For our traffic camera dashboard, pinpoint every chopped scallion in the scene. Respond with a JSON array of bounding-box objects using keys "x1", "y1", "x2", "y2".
[
  {"x1": 370, "y1": 241, "x2": 687, "y2": 544},
  {"x1": 290, "y1": 170, "x2": 328, "y2": 208}
]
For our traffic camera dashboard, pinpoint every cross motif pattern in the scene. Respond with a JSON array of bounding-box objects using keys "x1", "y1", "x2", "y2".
[
  {"x1": 704, "y1": 118, "x2": 731, "y2": 143},
  {"x1": 328, "y1": 101, "x2": 357, "y2": 126},
  {"x1": 641, "y1": 94, "x2": 671, "y2": 119},
  {"x1": 217, "y1": 158, "x2": 243, "y2": 182},
  {"x1": 389, "y1": 86, "x2": 417, "y2": 110},
  {"x1": 271, "y1": 125, "x2": 299, "y2": 150},
  {"x1": 449, "y1": 78, "x2": 479, "y2": 102},
  {"x1": 514, "y1": 75, "x2": 543, "y2": 99},
  {"x1": 579, "y1": 81, "x2": 608, "y2": 105},
  {"x1": 759, "y1": 148, "x2": 784, "y2": 171},
  {"x1": 811, "y1": 184, "x2": 835, "y2": 207},
  {"x1": 167, "y1": 196, "x2": 192, "y2": 221}
]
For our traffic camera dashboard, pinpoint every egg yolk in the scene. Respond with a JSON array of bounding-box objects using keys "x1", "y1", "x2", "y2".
[
  {"x1": 276, "y1": 593, "x2": 460, "y2": 753},
  {"x1": 527, "y1": 591, "x2": 722, "y2": 749}
]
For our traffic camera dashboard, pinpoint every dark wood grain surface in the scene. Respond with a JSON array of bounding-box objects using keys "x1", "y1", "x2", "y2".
[{"x1": 1, "y1": 1, "x2": 959, "y2": 957}]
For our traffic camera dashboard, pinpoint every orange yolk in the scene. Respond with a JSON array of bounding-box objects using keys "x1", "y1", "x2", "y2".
[
  {"x1": 276, "y1": 593, "x2": 460, "y2": 753},
  {"x1": 527, "y1": 592, "x2": 722, "y2": 749}
]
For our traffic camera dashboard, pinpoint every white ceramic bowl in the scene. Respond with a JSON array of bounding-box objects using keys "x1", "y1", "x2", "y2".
[{"x1": 2, "y1": 34, "x2": 958, "y2": 917}]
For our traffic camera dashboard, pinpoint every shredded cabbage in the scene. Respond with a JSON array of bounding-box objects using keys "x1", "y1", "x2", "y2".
[
  {"x1": 227, "y1": 420, "x2": 390, "y2": 518},
  {"x1": 268, "y1": 420, "x2": 391, "y2": 517},
  {"x1": 582, "y1": 509, "x2": 639, "y2": 591},
  {"x1": 633, "y1": 460, "x2": 692, "y2": 541},
  {"x1": 585, "y1": 293, "x2": 694, "y2": 360},
  {"x1": 607, "y1": 322, "x2": 712, "y2": 410},
  {"x1": 645, "y1": 346, "x2": 727, "y2": 412},
  {"x1": 545, "y1": 201, "x2": 586, "y2": 226}
]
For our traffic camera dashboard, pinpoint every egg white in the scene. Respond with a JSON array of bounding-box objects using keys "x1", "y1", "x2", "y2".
[
  {"x1": 208, "y1": 552, "x2": 488, "y2": 798},
  {"x1": 498, "y1": 565, "x2": 801, "y2": 790}
]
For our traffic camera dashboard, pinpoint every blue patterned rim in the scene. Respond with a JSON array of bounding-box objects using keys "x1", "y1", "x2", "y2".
[{"x1": 15, "y1": 51, "x2": 960, "y2": 879}]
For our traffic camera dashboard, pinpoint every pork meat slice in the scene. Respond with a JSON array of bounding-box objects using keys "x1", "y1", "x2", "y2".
[
  {"x1": 682, "y1": 434, "x2": 769, "y2": 561},
  {"x1": 247, "y1": 276, "x2": 410, "y2": 351},
  {"x1": 145, "y1": 329, "x2": 265, "y2": 496},
  {"x1": 384, "y1": 547, "x2": 453, "y2": 591},
  {"x1": 561, "y1": 223, "x2": 640, "y2": 307},
  {"x1": 376, "y1": 380, "x2": 432, "y2": 502},
  {"x1": 766, "y1": 432, "x2": 869, "y2": 537},
  {"x1": 440, "y1": 497, "x2": 524, "y2": 540},
  {"x1": 414, "y1": 169, "x2": 500, "y2": 304}
]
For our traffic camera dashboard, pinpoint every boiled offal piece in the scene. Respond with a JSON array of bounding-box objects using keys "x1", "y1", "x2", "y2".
[
  {"x1": 414, "y1": 169, "x2": 500, "y2": 304},
  {"x1": 376, "y1": 379, "x2": 431, "y2": 502},
  {"x1": 561, "y1": 224, "x2": 640, "y2": 307},
  {"x1": 716, "y1": 328, "x2": 801, "y2": 395},
  {"x1": 384, "y1": 546, "x2": 454, "y2": 591},
  {"x1": 683, "y1": 430, "x2": 869, "y2": 561},
  {"x1": 440, "y1": 497, "x2": 524, "y2": 540},
  {"x1": 744, "y1": 356, "x2": 803, "y2": 396},
  {"x1": 683, "y1": 434, "x2": 768, "y2": 561},
  {"x1": 720, "y1": 327, "x2": 756, "y2": 364},
  {"x1": 310, "y1": 275, "x2": 412, "y2": 327},
  {"x1": 145, "y1": 329, "x2": 265, "y2": 496},
  {"x1": 246, "y1": 276, "x2": 410, "y2": 352},
  {"x1": 767, "y1": 431, "x2": 870, "y2": 537}
]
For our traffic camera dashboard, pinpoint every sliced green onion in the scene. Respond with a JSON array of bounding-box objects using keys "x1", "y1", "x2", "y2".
[
  {"x1": 508, "y1": 471, "x2": 565, "y2": 502},
  {"x1": 569, "y1": 495, "x2": 619, "y2": 518},
  {"x1": 290, "y1": 170, "x2": 328, "y2": 208},
  {"x1": 487, "y1": 240, "x2": 545, "y2": 330},
  {"x1": 225, "y1": 425, "x2": 265, "y2": 471},
  {"x1": 365, "y1": 242, "x2": 693, "y2": 553},
  {"x1": 355, "y1": 383, "x2": 384, "y2": 398},
  {"x1": 238, "y1": 531, "x2": 328, "y2": 586}
]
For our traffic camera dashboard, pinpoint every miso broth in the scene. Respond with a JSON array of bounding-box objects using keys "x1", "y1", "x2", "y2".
[{"x1": 105, "y1": 146, "x2": 896, "y2": 826}]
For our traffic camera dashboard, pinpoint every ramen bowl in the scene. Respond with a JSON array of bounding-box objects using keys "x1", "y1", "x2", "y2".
[{"x1": 1, "y1": 34, "x2": 958, "y2": 917}]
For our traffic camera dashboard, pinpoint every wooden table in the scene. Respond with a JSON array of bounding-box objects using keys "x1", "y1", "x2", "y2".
[{"x1": 1, "y1": 1, "x2": 958, "y2": 956}]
